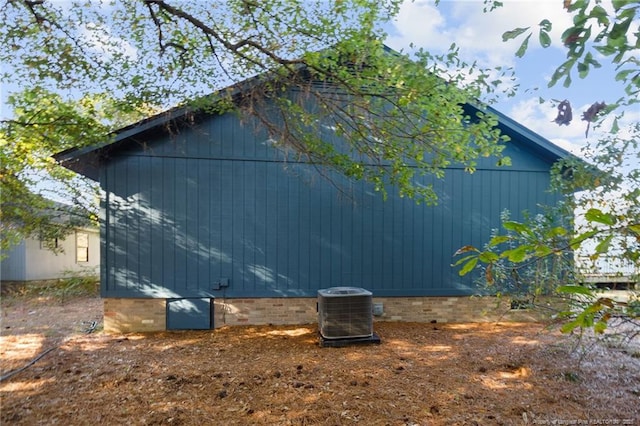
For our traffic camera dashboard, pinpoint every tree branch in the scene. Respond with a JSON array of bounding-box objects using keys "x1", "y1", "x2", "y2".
[{"x1": 144, "y1": 0, "x2": 305, "y2": 68}]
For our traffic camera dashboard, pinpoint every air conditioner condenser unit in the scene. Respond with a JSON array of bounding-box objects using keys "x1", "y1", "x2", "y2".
[{"x1": 317, "y1": 287, "x2": 373, "y2": 339}]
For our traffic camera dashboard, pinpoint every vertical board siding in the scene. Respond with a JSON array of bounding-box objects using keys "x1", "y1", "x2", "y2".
[
  {"x1": 196, "y1": 160, "x2": 210, "y2": 289},
  {"x1": 148, "y1": 156, "x2": 163, "y2": 292},
  {"x1": 138, "y1": 156, "x2": 152, "y2": 290},
  {"x1": 297, "y1": 170, "x2": 311, "y2": 291},
  {"x1": 100, "y1": 188, "x2": 108, "y2": 293},
  {"x1": 101, "y1": 113, "x2": 562, "y2": 298}
]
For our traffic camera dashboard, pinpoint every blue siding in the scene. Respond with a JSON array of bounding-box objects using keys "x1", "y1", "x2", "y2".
[
  {"x1": 99, "y1": 112, "x2": 563, "y2": 299},
  {"x1": 0, "y1": 241, "x2": 27, "y2": 281}
]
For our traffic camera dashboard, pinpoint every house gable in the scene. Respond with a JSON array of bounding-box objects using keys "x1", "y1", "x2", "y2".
[
  {"x1": 53, "y1": 49, "x2": 574, "y2": 302},
  {"x1": 89, "y1": 104, "x2": 565, "y2": 300}
]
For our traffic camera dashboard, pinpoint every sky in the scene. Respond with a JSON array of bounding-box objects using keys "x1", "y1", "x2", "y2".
[
  {"x1": 384, "y1": 0, "x2": 637, "y2": 158},
  {"x1": 384, "y1": 0, "x2": 639, "y2": 267}
]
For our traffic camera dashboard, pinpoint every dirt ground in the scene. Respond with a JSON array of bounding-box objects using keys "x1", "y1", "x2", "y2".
[{"x1": 1, "y1": 295, "x2": 639, "y2": 425}]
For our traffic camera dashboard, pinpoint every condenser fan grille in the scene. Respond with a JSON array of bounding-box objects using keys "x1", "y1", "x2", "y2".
[{"x1": 318, "y1": 287, "x2": 373, "y2": 339}]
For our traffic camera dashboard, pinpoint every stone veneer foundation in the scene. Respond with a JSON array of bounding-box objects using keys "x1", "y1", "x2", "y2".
[{"x1": 103, "y1": 296, "x2": 547, "y2": 333}]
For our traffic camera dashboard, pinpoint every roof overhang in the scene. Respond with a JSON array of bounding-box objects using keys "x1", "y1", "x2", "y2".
[{"x1": 55, "y1": 45, "x2": 578, "y2": 181}]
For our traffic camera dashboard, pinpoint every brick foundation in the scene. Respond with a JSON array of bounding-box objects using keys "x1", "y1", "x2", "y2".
[
  {"x1": 214, "y1": 298, "x2": 318, "y2": 326},
  {"x1": 103, "y1": 295, "x2": 549, "y2": 333},
  {"x1": 104, "y1": 298, "x2": 166, "y2": 333}
]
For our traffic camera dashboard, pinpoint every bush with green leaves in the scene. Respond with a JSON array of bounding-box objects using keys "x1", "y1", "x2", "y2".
[
  {"x1": 455, "y1": 165, "x2": 639, "y2": 338},
  {"x1": 455, "y1": 208, "x2": 575, "y2": 303}
]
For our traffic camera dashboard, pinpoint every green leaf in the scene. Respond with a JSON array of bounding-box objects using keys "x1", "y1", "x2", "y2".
[
  {"x1": 503, "y1": 221, "x2": 532, "y2": 236},
  {"x1": 502, "y1": 27, "x2": 530, "y2": 42},
  {"x1": 611, "y1": 0, "x2": 629, "y2": 12},
  {"x1": 496, "y1": 156, "x2": 511, "y2": 167},
  {"x1": 545, "y1": 226, "x2": 567, "y2": 238},
  {"x1": 534, "y1": 245, "x2": 554, "y2": 257},
  {"x1": 585, "y1": 208, "x2": 616, "y2": 225},
  {"x1": 595, "y1": 234, "x2": 614, "y2": 254},
  {"x1": 548, "y1": 58, "x2": 576, "y2": 87},
  {"x1": 539, "y1": 31, "x2": 551, "y2": 48},
  {"x1": 594, "y1": 45, "x2": 617, "y2": 56},
  {"x1": 501, "y1": 245, "x2": 530, "y2": 263},
  {"x1": 583, "y1": 51, "x2": 600, "y2": 67},
  {"x1": 568, "y1": 0, "x2": 587, "y2": 13},
  {"x1": 629, "y1": 224, "x2": 640, "y2": 236},
  {"x1": 557, "y1": 285, "x2": 593, "y2": 296},
  {"x1": 538, "y1": 19, "x2": 552, "y2": 32},
  {"x1": 589, "y1": 5, "x2": 608, "y2": 21},
  {"x1": 515, "y1": 33, "x2": 532, "y2": 58},
  {"x1": 577, "y1": 61, "x2": 588, "y2": 78},
  {"x1": 560, "y1": 319, "x2": 580, "y2": 334},
  {"x1": 609, "y1": 17, "x2": 632, "y2": 40},
  {"x1": 488, "y1": 235, "x2": 510, "y2": 247},
  {"x1": 570, "y1": 230, "x2": 599, "y2": 249},
  {"x1": 453, "y1": 254, "x2": 477, "y2": 266},
  {"x1": 610, "y1": 117, "x2": 620, "y2": 133},
  {"x1": 478, "y1": 251, "x2": 499, "y2": 263},
  {"x1": 593, "y1": 320, "x2": 607, "y2": 334},
  {"x1": 459, "y1": 257, "x2": 479, "y2": 276},
  {"x1": 615, "y1": 69, "x2": 635, "y2": 82}
]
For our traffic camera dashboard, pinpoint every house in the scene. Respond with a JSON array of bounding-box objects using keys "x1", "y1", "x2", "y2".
[
  {"x1": 55, "y1": 71, "x2": 571, "y2": 333},
  {"x1": 1, "y1": 217, "x2": 99, "y2": 285}
]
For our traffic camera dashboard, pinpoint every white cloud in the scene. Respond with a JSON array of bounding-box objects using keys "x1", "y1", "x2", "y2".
[
  {"x1": 387, "y1": 0, "x2": 573, "y2": 70},
  {"x1": 385, "y1": 1, "x2": 449, "y2": 52}
]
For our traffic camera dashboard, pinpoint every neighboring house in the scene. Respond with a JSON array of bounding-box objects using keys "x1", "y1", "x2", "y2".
[
  {"x1": 56, "y1": 67, "x2": 572, "y2": 333},
  {"x1": 1, "y1": 226, "x2": 99, "y2": 283}
]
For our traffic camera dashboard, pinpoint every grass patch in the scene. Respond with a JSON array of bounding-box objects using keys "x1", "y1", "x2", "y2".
[{"x1": 3, "y1": 272, "x2": 99, "y2": 302}]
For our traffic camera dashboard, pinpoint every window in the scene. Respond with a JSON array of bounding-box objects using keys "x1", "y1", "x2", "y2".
[{"x1": 76, "y1": 232, "x2": 89, "y2": 263}]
